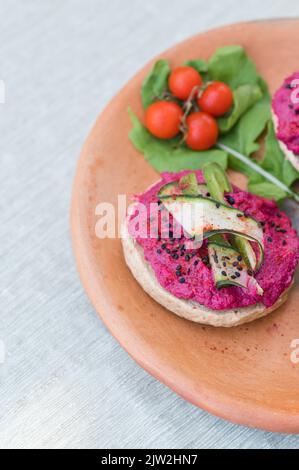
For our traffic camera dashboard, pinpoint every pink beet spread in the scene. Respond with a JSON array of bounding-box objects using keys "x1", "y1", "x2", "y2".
[
  {"x1": 128, "y1": 171, "x2": 299, "y2": 311},
  {"x1": 272, "y1": 72, "x2": 299, "y2": 154}
]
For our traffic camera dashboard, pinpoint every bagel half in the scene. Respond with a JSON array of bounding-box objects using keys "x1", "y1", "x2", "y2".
[{"x1": 121, "y1": 203, "x2": 291, "y2": 328}]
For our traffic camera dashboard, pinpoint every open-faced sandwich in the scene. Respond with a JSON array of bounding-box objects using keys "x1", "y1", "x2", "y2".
[
  {"x1": 272, "y1": 72, "x2": 299, "y2": 172},
  {"x1": 122, "y1": 165, "x2": 299, "y2": 327}
]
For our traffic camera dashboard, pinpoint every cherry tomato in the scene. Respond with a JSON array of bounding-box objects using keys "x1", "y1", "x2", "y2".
[
  {"x1": 185, "y1": 112, "x2": 219, "y2": 150},
  {"x1": 145, "y1": 101, "x2": 183, "y2": 139},
  {"x1": 198, "y1": 81, "x2": 233, "y2": 117},
  {"x1": 168, "y1": 66, "x2": 202, "y2": 101}
]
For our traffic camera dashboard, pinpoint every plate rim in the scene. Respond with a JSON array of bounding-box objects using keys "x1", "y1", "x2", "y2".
[{"x1": 71, "y1": 19, "x2": 299, "y2": 434}]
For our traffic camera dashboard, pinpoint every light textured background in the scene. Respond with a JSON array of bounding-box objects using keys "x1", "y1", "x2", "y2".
[{"x1": 1, "y1": 0, "x2": 299, "y2": 449}]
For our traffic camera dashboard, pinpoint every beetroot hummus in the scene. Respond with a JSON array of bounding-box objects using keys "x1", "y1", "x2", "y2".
[
  {"x1": 128, "y1": 171, "x2": 299, "y2": 311},
  {"x1": 272, "y1": 72, "x2": 299, "y2": 155}
]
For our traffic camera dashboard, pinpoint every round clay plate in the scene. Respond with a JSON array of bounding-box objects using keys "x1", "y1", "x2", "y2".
[{"x1": 71, "y1": 19, "x2": 299, "y2": 433}]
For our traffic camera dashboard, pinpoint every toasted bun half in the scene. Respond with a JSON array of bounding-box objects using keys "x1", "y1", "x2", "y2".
[
  {"x1": 272, "y1": 111, "x2": 299, "y2": 172},
  {"x1": 121, "y1": 203, "x2": 291, "y2": 327}
]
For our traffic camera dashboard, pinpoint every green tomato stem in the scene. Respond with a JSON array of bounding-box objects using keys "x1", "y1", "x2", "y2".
[{"x1": 217, "y1": 142, "x2": 299, "y2": 203}]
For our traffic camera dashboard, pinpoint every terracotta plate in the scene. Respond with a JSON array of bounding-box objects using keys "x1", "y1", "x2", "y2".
[{"x1": 71, "y1": 20, "x2": 299, "y2": 433}]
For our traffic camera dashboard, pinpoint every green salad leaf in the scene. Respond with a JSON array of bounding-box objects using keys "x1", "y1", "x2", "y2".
[
  {"x1": 185, "y1": 59, "x2": 208, "y2": 75},
  {"x1": 141, "y1": 59, "x2": 170, "y2": 109},
  {"x1": 247, "y1": 121, "x2": 299, "y2": 200},
  {"x1": 208, "y1": 45, "x2": 259, "y2": 88},
  {"x1": 129, "y1": 109, "x2": 228, "y2": 172},
  {"x1": 218, "y1": 84, "x2": 263, "y2": 133},
  {"x1": 247, "y1": 182, "x2": 287, "y2": 201},
  {"x1": 219, "y1": 80, "x2": 271, "y2": 172},
  {"x1": 257, "y1": 121, "x2": 298, "y2": 187}
]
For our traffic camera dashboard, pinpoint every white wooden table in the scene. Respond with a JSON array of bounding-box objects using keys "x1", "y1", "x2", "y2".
[{"x1": 1, "y1": 0, "x2": 299, "y2": 449}]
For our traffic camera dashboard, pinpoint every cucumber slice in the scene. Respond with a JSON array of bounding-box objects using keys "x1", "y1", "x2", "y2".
[
  {"x1": 179, "y1": 173, "x2": 199, "y2": 196},
  {"x1": 203, "y1": 162, "x2": 232, "y2": 202},
  {"x1": 158, "y1": 175, "x2": 209, "y2": 198},
  {"x1": 229, "y1": 235, "x2": 257, "y2": 271},
  {"x1": 208, "y1": 242, "x2": 263, "y2": 295},
  {"x1": 203, "y1": 163, "x2": 259, "y2": 271},
  {"x1": 161, "y1": 195, "x2": 264, "y2": 249}
]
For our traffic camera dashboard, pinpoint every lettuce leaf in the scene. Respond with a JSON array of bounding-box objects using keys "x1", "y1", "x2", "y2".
[
  {"x1": 247, "y1": 182, "x2": 287, "y2": 202},
  {"x1": 218, "y1": 84, "x2": 263, "y2": 133},
  {"x1": 247, "y1": 121, "x2": 299, "y2": 200},
  {"x1": 185, "y1": 59, "x2": 208, "y2": 76},
  {"x1": 208, "y1": 45, "x2": 260, "y2": 88},
  {"x1": 141, "y1": 60, "x2": 170, "y2": 109},
  {"x1": 219, "y1": 79, "x2": 271, "y2": 174}
]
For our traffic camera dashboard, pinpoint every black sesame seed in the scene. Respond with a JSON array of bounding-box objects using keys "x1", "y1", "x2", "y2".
[
  {"x1": 187, "y1": 268, "x2": 191, "y2": 275},
  {"x1": 215, "y1": 203, "x2": 220, "y2": 209},
  {"x1": 166, "y1": 248, "x2": 171, "y2": 254},
  {"x1": 267, "y1": 237, "x2": 273, "y2": 243},
  {"x1": 235, "y1": 272, "x2": 241, "y2": 278},
  {"x1": 247, "y1": 270, "x2": 253, "y2": 276},
  {"x1": 223, "y1": 262, "x2": 227, "y2": 267},
  {"x1": 231, "y1": 275, "x2": 237, "y2": 280},
  {"x1": 194, "y1": 260, "x2": 199, "y2": 266},
  {"x1": 225, "y1": 195, "x2": 235, "y2": 205},
  {"x1": 179, "y1": 277, "x2": 186, "y2": 284},
  {"x1": 237, "y1": 266, "x2": 243, "y2": 271},
  {"x1": 176, "y1": 265, "x2": 182, "y2": 271},
  {"x1": 176, "y1": 271, "x2": 181, "y2": 277},
  {"x1": 270, "y1": 222, "x2": 275, "y2": 228},
  {"x1": 283, "y1": 240, "x2": 287, "y2": 246},
  {"x1": 172, "y1": 253, "x2": 179, "y2": 260},
  {"x1": 276, "y1": 213, "x2": 282, "y2": 218},
  {"x1": 221, "y1": 271, "x2": 227, "y2": 277},
  {"x1": 232, "y1": 261, "x2": 238, "y2": 267},
  {"x1": 185, "y1": 254, "x2": 191, "y2": 261},
  {"x1": 285, "y1": 83, "x2": 292, "y2": 89},
  {"x1": 157, "y1": 249, "x2": 162, "y2": 254},
  {"x1": 260, "y1": 221, "x2": 265, "y2": 226},
  {"x1": 161, "y1": 243, "x2": 167, "y2": 249},
  {"x1": 212, "y1": 254, "x2": 219, "y2": 264},
  {"x1": 206, "y1": 192, "x2": 211, "y2": 197},
  {"x1": 237, "y1": 255, "x2": 242, "y2": 262},
  {"x1": 237, "y1": 213, "x2": 243, "y2": 218},
  {"x1": 276, "y1": 227, "x2": 287, "y2": 233},
  {"x1": 169, "y1": 230, "x2": 173, "y2": 238}
]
